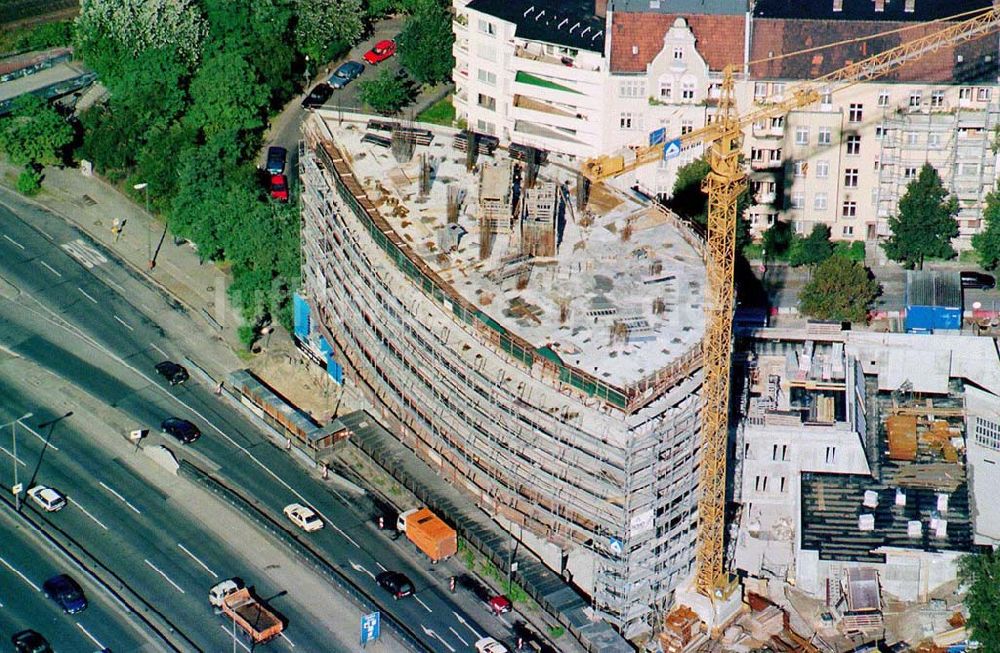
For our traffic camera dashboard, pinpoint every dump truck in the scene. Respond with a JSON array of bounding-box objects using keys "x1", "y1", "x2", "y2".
[
  {"x1": 397, "y1": 507, "x2": 457, "y2": 562},
  {"x1": 218, "y1": 587, "x2": 284, "y2": 643}
]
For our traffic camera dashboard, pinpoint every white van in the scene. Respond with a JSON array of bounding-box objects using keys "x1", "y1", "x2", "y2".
[{"x1": 26, "y1": 485, "x2": 66, "y2": 512}]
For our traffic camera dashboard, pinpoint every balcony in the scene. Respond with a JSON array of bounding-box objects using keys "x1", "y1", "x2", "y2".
[
  {"x1": 751, "y1": 122, "x2": 784, "y2": 139},
  {"x1": 513, "y1": 94, "x2": 577, "y2": 119},
  {"x1": 750, "y1": 157, "x2": 782, "y2": 171}
]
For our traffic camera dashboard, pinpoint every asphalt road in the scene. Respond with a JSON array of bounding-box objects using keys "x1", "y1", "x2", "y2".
[{"x1": 0, "y1": 195, "x2": 511, "y2": 650}]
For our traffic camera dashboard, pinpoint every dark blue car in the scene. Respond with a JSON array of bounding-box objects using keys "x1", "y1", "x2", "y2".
[
  {"x1": 328, "y1": 61, "x2": 364, "y2": 89},
  {"x1": 43, "y1": 574, "x2": 87, "y2": 614}
]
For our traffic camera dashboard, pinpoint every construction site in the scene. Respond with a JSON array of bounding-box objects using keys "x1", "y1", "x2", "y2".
[{"x1": 299, "y1": 112, "x2": 709, "y2": 640}]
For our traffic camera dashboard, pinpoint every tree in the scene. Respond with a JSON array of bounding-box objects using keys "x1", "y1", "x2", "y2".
[
  {"x1": 295, "y1": 0, "x2": 363, "y2": 63},
  {"x1": 359, "y1": 69, "x2": 414, "y2": 115},
  {"x1": 799, "y1": 255, "x2": 880, "y2": 322},
  {"x1": 398, "y1": 0, "x2": 455, "y2": 84},
  {"x1": 958, "y1": 551, "x2": 1000, "y2": 652},
  {"x1": 762, "y1": 220, "x2": 793, "y2": 260},
  {"x1": 883, "y1": 163, "x2": 958, "y2": 269},
  {"x1": 668, "y1": 156, "x2": 752, "y2": 252},
  {"x1": 972, "y1": 187, "x2": 1000, "y2": 270},
  {"x1": 789, "y1": 223, "x2": 834, "y2": 267},
  {"x1": 186, "y1": 52, "x2": 269, "y2": 138},
  {"x1": 75, "y1": 0, "x2": 205, "y2": 84},
  {"x1": 0, "y1": 95, "x2": 74, "y2": 167}
]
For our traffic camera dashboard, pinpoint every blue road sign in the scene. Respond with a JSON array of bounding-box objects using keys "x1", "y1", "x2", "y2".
[
  {"x1": 361, "y1": 611, "x2": 381, "y2": 645},
  {"x1": 662, "y1": 138, "x2": 682, "y2": 160},
  {"x1": 648, "y1": 127, "x2": 666, "y2": 146}
]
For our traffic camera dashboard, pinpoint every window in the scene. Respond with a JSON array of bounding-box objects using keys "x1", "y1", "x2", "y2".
[
  {"x1": 905, "y1": 131, "x2": 919, "y2": 145},
  {"x1": 875, "y1": 126, "x2": 885, "y2": 139},
  {"x1": 681, "y1": 120, "x2": 693, "y2": 135},
  {"x1": 904, "y1": 166, "x2": 917, "y2": 179},
  {"x1": 659, "y1": 77, "x2": 673, "y2": 100},
  {"x1": 771, "y1": 116, "x2": 785, "y2": 130},
  {"x1": 619, "y1": 112, "x2": 636, "y2": 129},
  {"x1": 928, "y1": 133, "x2": 941, "y2": 148},
  {"x1": 754, "y1": 475, "x2": 762, "y2": 492},
  {"x1": 477, "y1": 19, "x2": 496, "y2": 35},
  {"x1": 814, "y1": 192, "x2": 828, "y2": 210},
  {"x1": 842, "y1": 225, "x2": 854, "y2": 236},
  {"x1": 619, "y1": 80, "x2": 644, "y2": 99},
  {"x1": 849, "y1": 103, "x2": 863, "y2": 122},
  {"x1": 818, "y1": 127, "x2": 832, "y2": 145},
  {"x1": 780, "y1": 477, "x2": 787, "y2": 493},
  {"x1": 477, "y1": 93, "x2": 496, "y2": 110},
  {"x1": 477, "y1": 69, "x2": 496, "y2": 86},
  {"x1": 978, "y1": 87, "x2": 992, "y2": 101},
  {"x1": 476, "y1": 119, "x2": 495, "y2": 135},
  {"x1": 673, "y1": 47, "x2": 684, "y2": 60},
  {"x1": 974, "y1": 416, "x2": 1000, "y2": 452},
  {"x1": 772, "y1": 83, "x2": 785, "y2": 98},
  {"x1": 681, "y1": 79, "x2": 695, "y2": 100},
  {"x1": 793, "y1": 160, "x2": 807, "y2": 177},
  {"x1": 791, "y1": 192, "x2": 805, "y2": 209},
  {"x1": 821, "y1": 88, "x2": 833, "y2": 105},
  {"x1": 475, "y1": 43, "x2": 498, "y2": 62},
  {"x1": 782, "y1": 445, "x2": 788, "y2": 461},
  {"x1": 878, "y1": 89, "x2": 890, "y2": 107},
  {"x1": 754, "y1": 82, "x2": 767, "y2": 100},
  {"x1": 816, "y1": 160, "x2": 830, "y2": 178},
  {"x1": 960, "y1": 162, "x2": 980, "y2": 176},
  {"x1": 772, "y1": 444, "x2": 778, "y2": 461},
  {"x1": 931, "y1": 90, "x2": 945, "y2": 107},
  {"x1": 844, "y1": 168, "x2": 859, "y2": 187},
  {"x1": 846, "y1": 134, "x2": 861, "y2": 155},
  {"x1": 909, "y1": 91, "x2": 922, "y2": 107},
  {"x1": 762, "y1": 476, "x2": 769, "y2": 492},
  {"x1": 794, "y1": 126, "x2": 809, "y2": 145},
  {"x1": 960, "y1": 87, "x2": 973, "y2": 100},
  {"x1": 842, "y1": 201, "x2": 857, "y2": 218}
]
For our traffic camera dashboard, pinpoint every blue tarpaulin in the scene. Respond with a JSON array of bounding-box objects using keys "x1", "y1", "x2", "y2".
[{"x1": 293, "y1": 293, "x2": 310, "y2": 339}]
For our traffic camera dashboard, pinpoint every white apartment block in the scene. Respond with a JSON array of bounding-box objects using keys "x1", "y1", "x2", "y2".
[{"x1": 450, "y1": 0, "x2": 1000, "y2": 244}]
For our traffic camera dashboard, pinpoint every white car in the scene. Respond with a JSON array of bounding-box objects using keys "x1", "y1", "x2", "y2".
[
  {"x1": 475, "y1": 637, "x2": 509, "y2": 653},
  {"x1": 26, "y1": 485, "x2": 66, "y2": 512},
  {"x1": 283, "y1": 503, "x2": 323, "y2": 532},
  {"x1": 208, "y1": 578, "x2": 244, "y2": 608}
]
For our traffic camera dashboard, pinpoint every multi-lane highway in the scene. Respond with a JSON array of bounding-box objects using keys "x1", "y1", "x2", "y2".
[{"x1": 0, "y1": 193, "x2": 514, "y2": 651}]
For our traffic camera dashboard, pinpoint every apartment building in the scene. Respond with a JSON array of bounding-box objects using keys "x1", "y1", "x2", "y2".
[{"x1": 451, "y1": 0, "x2": 999, "y2": 243}]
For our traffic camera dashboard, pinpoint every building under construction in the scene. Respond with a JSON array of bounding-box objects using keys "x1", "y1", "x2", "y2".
[{"x1": 299, "y1": 113, "x2": 709, "y2": 638}]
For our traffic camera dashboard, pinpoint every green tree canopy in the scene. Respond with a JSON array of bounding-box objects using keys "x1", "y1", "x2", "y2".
[
  {"x1": 799, "y1": 255, "x2": 880, "y2": 322},
  {"x1": 972, "y1": 187, "x2": 1000, "y2": 271},
  {"x1": 398, "y1": 0, "x2": 456, "y2": 84},
  {"x1": 359, "y1": 69, "x2": 414, "y2": 115},
  {"x1": 883, "y1": 163, "x2": 958, "y2": 269},
  {"x1": 295, "y1": 0, "x2": 363, "y2": 63},
  {"x1": 789, "y1": 223, "x2": 835, "y2": 267},
  {"x1": 186, "y1": 52, "x2": 269, "y2": 138},
  {"x1": 958, "y1": 551, "x2": 1000, "y2": 651},
  {"x1": 762, "y1": 220, "x2": 793, "y2": 259},
  {"x1": 0, "y1": 95, "x2": 74, "y2": 167},
  {"x1": 667, "y1": 155, "x2": 752, "y2": 251}
]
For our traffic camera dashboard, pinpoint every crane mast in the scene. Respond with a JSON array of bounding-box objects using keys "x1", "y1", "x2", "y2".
[{"x1": 579, "y1": 4, "x2": 1000, "y2": 604}]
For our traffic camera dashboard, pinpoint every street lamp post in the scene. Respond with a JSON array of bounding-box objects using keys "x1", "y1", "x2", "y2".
[
  {"x1": 133, "y1": 182, "x2": 151, "y2": 269},
  {"x1": 3, "y1": 413, "x2": 33, "y2": 511}
]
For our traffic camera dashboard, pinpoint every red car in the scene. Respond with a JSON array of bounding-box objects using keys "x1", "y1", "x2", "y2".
[
  {"x1": 363, "y1": 39, "x2": 396, "y2": 64},
  {"x1": 270, "y1": 174, "x2": 289, "y2": 202}
]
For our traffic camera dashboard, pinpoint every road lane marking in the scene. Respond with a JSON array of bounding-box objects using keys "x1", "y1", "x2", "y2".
[
  {"x1": 348, "y1": 559, "x2": 375, "y2": 580},
  {"x1": 144, "y1": 559, "x2": 185, "y2": 594},
  {"x1": 78, "y1": 287, "x2": 98, "y2": 304},
  {"x1": 19, "y1": 422, "x2": 59, "y2": 451},
  {"x1": 106, "y1": 278, "x2": 126, "y2": 294},
  {"x1": 39, "y1": 261, "x2": 62, "y2": 277},
  {"x1": 2, "y1": 234, "x2": 24, "y2": 250},
  {"x1": 497, "y1": 614, "x2": 511, "y2": 627},
  {"x1": 177, "y1": 543, "x2": 218, "y2": 578},
  {"x1": 420, "y1": 625, "x2": 455, "y2": 652},
  {"x1": 448, "y1": 626, "x2": 469, "y2": 647},
  {"x1": 0, "y1": 444, "x2": 26, "y2": 467},
  {"x1": 415, "y1": 595, "x2": 433, "y2": 613},
  {"x1": 72, "y1": 499, "x2": 108, "y2": 530},
  {"x1": 0, "y1": 556, "x2": 40, "y2": 591},
  {"x1": 280, "y1": 632, "x2": 296, "y2": 647},
  {"x1": 113, "y1": 315, "x2": 134, "y2": 331},
  {"x1": 220, "y1": 625, "x2": 252, "y2": 652},
  {"x1": 150, "y1": 343, "x2": 168, "y2": 358},
  {"x1": 375, "y1": 561, "x2": 387, "y2": 571},
  {"x1": 60, "y1": 239, "x2": 107, "y2": 268},
  {"x1": 452, "y1": 611, "x2": 482, "y2": 640},
  {"x1": 35, "y1": 227, "x2": 53, "y2": 241},
  {"x1": 98, "y1": 480, "x2": 141, "y2": 514},
  {"x1": 76, "y1": 622, "x2": 105, "y2": 649}
]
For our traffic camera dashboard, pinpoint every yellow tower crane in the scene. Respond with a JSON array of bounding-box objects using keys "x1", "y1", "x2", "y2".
[{"x1": 581, "y1": 4, "x2": 1000, "y2": 603}]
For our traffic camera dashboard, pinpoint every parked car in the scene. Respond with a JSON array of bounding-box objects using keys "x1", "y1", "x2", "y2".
[
  {"x1": 269, "y1": 174, "x2": 289, "y2": 202},
  {"x1": 26, "y1": 485, "x2": 66, "y2": 512},
  {"x1": 961, "y1": 270, "x2": 996, "y2": 290},
  {"x1": 457, "y1": 574, "x2": 511, "y2": 614},
  {"x1": 329, "y1": 61, "x2": 364, "y2": 89},
  {"x1": 265, "y1": 146, "x2": 287, "y2": 175},
  {"x1": 160, "y1": 417, "x2": 201, "y2": 444},
  {"x1": 43, "y1": 574, "x2": 87, "y2": 614},
  {"x1": 155, "y1": 360, "x2": 189, "y2": 385},
  {"x1": 475, "y1": 637, "x2": 510, "y2": 653},
  {"x1": 363, "y1": 39, "x2": 396, "y2": 65},
  {"x1": 283, "y1": 503, "x2": 323, "y2": 532},
  {"x1": 11, "y1": 630, "x2": 52, "y2": 653},
  {"x1": 301, "y1": 84, "x2": 333, "y2": 109},
  {"x1": 375, "y1": 570, "x2": 414, "y2": 599}
]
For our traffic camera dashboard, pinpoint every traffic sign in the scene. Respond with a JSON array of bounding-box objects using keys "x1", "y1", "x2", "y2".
[
  {"x1": 648, "y1": 127, "x2": 666, "y2": 146},
  {"x1": 129, "y1": 429, "x2": 148, "y2": 442},
  {"x1": 361, "y1": 611, "x2": 381, "y2": 645},
  {"x1": 11, "y1": 483, "x2": 22, "y2": 496},
  {"x1": 662, "y1": 138, "x2": 682, "y2": 160}
]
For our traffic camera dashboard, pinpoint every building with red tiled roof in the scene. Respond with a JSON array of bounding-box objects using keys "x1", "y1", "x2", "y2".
[{"x1": 609, "y1": 12, "x2": 746, "y2": 74}]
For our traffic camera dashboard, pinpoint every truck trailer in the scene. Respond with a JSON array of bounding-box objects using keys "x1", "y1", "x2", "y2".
[
  {"x1": 397, "y1": 507, "x2": 457, "y2": 563},
  {"x1": 219, "y1": 587, "x2": 284, "y2": 643}
]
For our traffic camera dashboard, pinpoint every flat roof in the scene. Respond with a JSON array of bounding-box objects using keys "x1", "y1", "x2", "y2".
[
  {"x1": 318, "y1": 118, "x2": 707, "y2": 388},
  {"x1": 467, "y1": 0, "x2": 606, "y2": 52}
]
